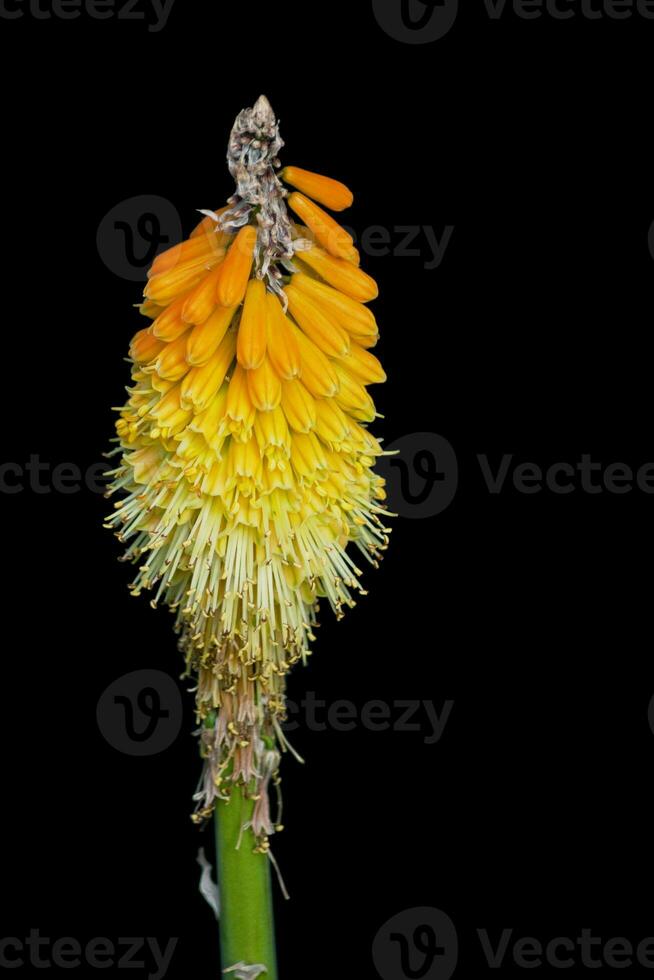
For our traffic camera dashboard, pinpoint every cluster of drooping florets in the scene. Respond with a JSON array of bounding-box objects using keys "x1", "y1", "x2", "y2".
[{"x1": 105, "y1": 96, "x2": 390, "y2": 848}]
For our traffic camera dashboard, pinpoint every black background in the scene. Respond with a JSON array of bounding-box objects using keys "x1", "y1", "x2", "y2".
[{"x1": 2, "y1": 1, "x2": 653, "y2": 977}]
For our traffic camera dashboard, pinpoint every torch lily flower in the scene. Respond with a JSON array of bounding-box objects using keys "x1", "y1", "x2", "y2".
[{"x1": 105, "y1": 95, "x2": 390, "y2": 979}]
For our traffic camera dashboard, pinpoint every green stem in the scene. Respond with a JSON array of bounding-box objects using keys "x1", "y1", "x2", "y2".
[{"x1": 214, "y1": 787, "x2": 278, "y2": 979}]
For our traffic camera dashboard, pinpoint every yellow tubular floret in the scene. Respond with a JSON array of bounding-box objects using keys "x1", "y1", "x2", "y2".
[
  {"x1": 145, "y1": 254, "x2": 220, "y2": 305},
  {"x1": 216, "y1": 226, "x2": 257, "y2": 307},
  {"x1": 290, "y1": 272, "x2": 378, "y2": 339},
  {"x1": 149, "y1": 233, "x2": 223, "y2": 278},
  {"x1": 247, "y1": 355, "x2": 282, "y2": 411},
  {"x1": 285, "y1": 284, "x2": 351, "y2": 358},
  {"x1": 254, "y1": 405, "x2": 290, "y2": 455},
  {"x1": 314, "y1": 397, "x2": 352, "y2": 443},
  {"x1": 287, "y1": 192, "x2": 357, "y2": 262},
  {"x1": 237, "y1": 280, "x2": 268, "y2": 370},
  {"x1": 296, "y1": 247, "x2": 378, "y2": 302},
  {"x1": 333, "y1": 363, "x2": 376, "y2": 421},
  {"x1": 138, "y1": 300, "x2": 165, "y2": 319},
  {"x1": 130, "y1": 327, "x2": 165, "y2": 364},
  {"x1": 150, "y1": 383, "x2": 192, "y2": 433},
  {"x1": 226, "y1": 363, "x2": 256, "y2": 437},
  {"x1": 351, "y1": 331, "x2": 380, "y2": 351},
  {"x1": 337, "y1": 343, "x2": 387, "y2": 385},
  {"x1": 265, "y1": 293, "x2": 301, "y2": 379},
  {"x1": 280, "y1": 378, "x2": 317, "y2": 432},
  {"x1": 280, "y1": 166, "x2": 353, "y2": 212},
  {"x1": 151, "y1": 296, "x2": 192, "y2": 341},
  {"x1": 181, "y1": 260, "x2": 226, "y2": 324},
  {"x1": 291, "y1": 431, "x2": 327, "y2": 479},
  {"x1": 292, "y1": 325, "x2": 340, "y2": 398},
  {"x1": 155, "y1": 331, "x2": 191, "y2": 381},
  {"x1": 181, "y1": 330, "x2": 236, "y2": 412},
  {"x1": 186, "y1": 305, "x2": 237, "y2": 366}
]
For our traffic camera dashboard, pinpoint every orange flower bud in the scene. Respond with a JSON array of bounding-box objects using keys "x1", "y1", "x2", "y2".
[
  {"x1": 216, "y1": 226, "x2": 257, "y2": 307},
  {"x1": 281, "y1": 166, "x2": 353, "y2": 211}
]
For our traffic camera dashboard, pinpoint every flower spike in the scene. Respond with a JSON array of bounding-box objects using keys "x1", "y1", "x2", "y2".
[{"x1": 106, "y1": 97, "x2": 390, "y2": 858}]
